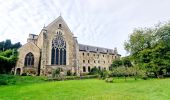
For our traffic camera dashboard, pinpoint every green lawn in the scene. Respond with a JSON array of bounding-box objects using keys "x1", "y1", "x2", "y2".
[{"x1": 0, "y1": 76, "x2": 170, "y2": 100}]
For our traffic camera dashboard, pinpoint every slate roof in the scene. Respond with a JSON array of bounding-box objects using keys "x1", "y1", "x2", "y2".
[{"x1": 79, "y1": 44, "x2": 115, "y2": 54}]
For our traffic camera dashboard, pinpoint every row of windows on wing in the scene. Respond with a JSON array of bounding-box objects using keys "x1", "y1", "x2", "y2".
[
  {"x1": 51, "y1": 31, "x2": 66, "y2": 65},
  {"x1": 82, "y1": 52, "x2": 117, "y2": 59},
  {"x1": 82, "y1": 60, "x2": 110, "y2": 64}
]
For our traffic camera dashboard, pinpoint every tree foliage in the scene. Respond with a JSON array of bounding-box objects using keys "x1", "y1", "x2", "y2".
[
  {"x1": 89, "y1": 67, "x2": 100, "y2": 75},
  {"x1": 110, "y1": 56, "x2": 132, "y2": 70},
  {"x1": 0, "y1": 39, "x2": 21, "y2": 51},
  {"x1": 111, "y1": 66, "x2": 147, "y2": 79},
  {"x1": 0, "y1": 39, "x2": 21, "y2": 74},
  {"x1": 0, "y1": 49, "x2": 18, "y2": 74},
  {"x1": 124, "y1": 22, "x2": 170, "y2": 77}
]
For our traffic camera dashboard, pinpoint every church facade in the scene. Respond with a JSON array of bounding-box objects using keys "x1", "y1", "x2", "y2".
[{"x1": 15, "y1": 16, "x2": 121, "y2": 76}]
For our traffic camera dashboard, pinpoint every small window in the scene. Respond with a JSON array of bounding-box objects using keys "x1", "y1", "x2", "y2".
[
  {"x1": 93, "y1": 54, "x2": 95, "y2": 56},
  {"x1": 94, "y1": 60, "x2": 96, "y2": 63},
  {"x1": 82, "y1": 53, "x2": 84, "y2": 56},
  {"x1": 103, "y1": 55, "x2": 104, "y2": 57},
  {"x1": 87, "y1": 53, "x2": 89, "y2": 56},
  {"x1": 104, "y1": 61, "x2": 105, "y2": 64},
  {"x1": 98, "y1": 61, "x2": 100, "y2": 63},
  {"x1": 83, "y1": 66, "x2": 86, "y2": 72},
  {"x1": 59, "y1": 24, "x2": 62, "y2": 28},
  {"x1": 88, "y1": 60, "x2": 90, "y2": 63},
  {"x1": 88, "y1": 66, "x2": 90, "y2": 72},
  {"x1": 83, "y1": 60, "x2": 85, "y2": 63}
]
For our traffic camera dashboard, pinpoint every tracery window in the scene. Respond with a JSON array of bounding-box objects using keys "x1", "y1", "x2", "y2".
[
  {"x1": 51, "y1": 31, "x2": 66, "y2": 65},
  {"x1": 24, "y1": 52, "x2": 34, "y2": 67}
]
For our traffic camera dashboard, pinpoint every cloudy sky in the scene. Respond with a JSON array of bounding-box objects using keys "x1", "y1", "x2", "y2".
[{"x1": 0, "y1": 0, "x2": 170, "y2": 56}]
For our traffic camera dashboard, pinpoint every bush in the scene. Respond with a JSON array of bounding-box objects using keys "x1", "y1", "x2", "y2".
[
  {"x1": 111, "y1": 66, "x2": 148, "y2": 80},
  {"x1": 52, "y1": 68, "x2": 61, "y2": 78},
  {"x1": 21, "y1": 73, "x2": 27, "y2": 76},
  {"x1": 142, "y1": 77, "x2": 148, "y2": 80},
  {"x1": 67, "y1": 70, "x2": 72, "y2": 76},
  {"x1": 105, "y1": 78, "x2": 113, "y2": 83},
  {"x1": 89, "y1": 67, "x2": 100, "y2": 75},
  {"x1": 98, "y1": 70, "x2": 109, "y2": 79},
  {"x1": 0, "y1": 80, "x2": 8, "y2": 85}
]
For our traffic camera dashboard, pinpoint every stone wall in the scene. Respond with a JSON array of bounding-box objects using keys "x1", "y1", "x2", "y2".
[
  {"x1": 15, "y1": 42, "x2": 40, "y2": 75},
  {"x1": 78, "y1": 51, "x2": 120, "y2": 73},
  {"x1": 43, "y1": 16, "x2": 77, "y2": 75}
]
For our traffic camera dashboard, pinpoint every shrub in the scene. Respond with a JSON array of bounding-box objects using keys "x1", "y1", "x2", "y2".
[
  {"x1": 105, "y1": 78, "x2": 113, "y2": 83},
  {"x1": 52, "y1": 68, "x2": 61, "y2": 78},
  {"x1": 21, "y1": 73, "x2": 27, "y2": 76},
  {"x1": 111, "y1": 66, "x2": 148, "y2": 80},
  {"x1": 89, "y1": 67, "x2": 100, "y2": 75},
  {"x1": 98, "y1": 70, "x2": 109, "y2": 79},
  {"x1": 67, "y1": 70, "x2": 72, "y2": 76},
  {"x1": 0, "y1": 80, "x2": 8, "y2": 85}
]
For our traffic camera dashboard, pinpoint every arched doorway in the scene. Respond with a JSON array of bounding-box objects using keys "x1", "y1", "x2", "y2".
[{"x1": 16, "y1": 68, "x2": 21, "y2": 75}]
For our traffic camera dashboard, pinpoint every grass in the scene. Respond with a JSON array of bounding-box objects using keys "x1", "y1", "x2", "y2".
[
  {"x1": 0, "y1": 75, "x2": 170, "y2": 100},
  {"x1": 0, "y1": 74, "x2": 47, "y2": 85}
]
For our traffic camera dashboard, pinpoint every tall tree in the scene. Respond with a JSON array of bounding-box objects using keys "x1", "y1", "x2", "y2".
[{"x1": 124, "y1": 22, "x2": 170, "y2": 77}]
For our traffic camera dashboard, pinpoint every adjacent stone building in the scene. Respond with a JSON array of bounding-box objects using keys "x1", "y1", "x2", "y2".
[{"x1": 15, "y1": 16, "x2": 121, "y2": 76}]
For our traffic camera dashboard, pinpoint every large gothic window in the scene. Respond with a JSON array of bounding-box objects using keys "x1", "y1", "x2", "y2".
[
  {"x1": 51, "y1": 31, "x2": 66, "y2": 65},
  {"x1": 24, "y1": 52, "x2": 34, "y2": 67}
]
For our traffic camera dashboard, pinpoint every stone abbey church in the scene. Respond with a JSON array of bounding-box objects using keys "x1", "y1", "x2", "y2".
[{"x1": 15, "y1": 16, "x2": 121, "y2": 76}]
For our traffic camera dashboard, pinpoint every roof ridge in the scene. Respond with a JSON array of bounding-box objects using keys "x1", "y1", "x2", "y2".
[{"x1": 79, "y1": 43, "x2": 113, "y2": 50}]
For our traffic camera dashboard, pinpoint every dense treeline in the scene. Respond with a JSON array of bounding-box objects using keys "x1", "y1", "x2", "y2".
[
  {"x1": 123, "y1": 22, "x2": 170, "y2": 77},
  {"x1": 0, "y1": 39, "x2": 21, "y2": 51},
  {"x1": 108, "y1": 22, "x2": 170, "y2": 80},
  {"x1": 0, "y1": 39, "x2": 21, "y2": 74}
]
